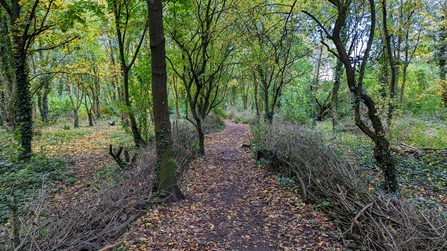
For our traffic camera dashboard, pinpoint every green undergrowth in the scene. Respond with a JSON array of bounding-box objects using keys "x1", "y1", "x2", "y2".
[
  {"x1": 316, "y1": 117, "x2": 447, "y2": 207},
  {"x1": 390, "y1": 117, "x2": 447, "y2": 149}
]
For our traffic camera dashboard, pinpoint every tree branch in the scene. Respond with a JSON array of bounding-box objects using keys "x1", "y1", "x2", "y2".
[
  {"x1": 302, "y1": 10, "x2": 331, "y2": 39},
  {"x1": 0, "y1": 0, "x2": 11, "y2": 15}
]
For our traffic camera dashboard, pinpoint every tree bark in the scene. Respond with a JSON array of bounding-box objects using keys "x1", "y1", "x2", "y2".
[
  {"x1": 148, "y1": 0, "x2": 184, "y2": 202},
  {"x1": 0, "y1": 8, "x2": 16, "y2": 130},
  {"x1": 14, "y1": 49, "x2": 33, "y2": 161},
  {"x1": 305, "y1": 0, "x2": 398, "y2": 192},
  {"x1": 331, "y1": 59, "x2": 343, "y2": 129},
  {"x1": 37, "y1": 80, "x2": 51, "y2": 122},
  {"x1": 382, "y1": 0, "x2": 398, "y2": 126},
  {"x1": 111, "y1": 0, "x2": 148, "y2": 147},
  {"x1": 440, "y1": 11, "x2": 447, "y2": 107}
]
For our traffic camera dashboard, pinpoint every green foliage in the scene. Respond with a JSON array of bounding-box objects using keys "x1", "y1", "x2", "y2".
[
  {"x1": 391, "y1": 118, "x2": 447, "y2": 149},
  {"x1": 0, "y1": 155, "x2": 69, "y2": 223},
  {"x1": 48, "y1": 95, "x2": 76, "y2": 120},
  {"x1": 59, "y1": 0, "x2": 105, "y2": 32},
  {"x1": 397, "y1": 155, "x2": 447, "y2": 193}
]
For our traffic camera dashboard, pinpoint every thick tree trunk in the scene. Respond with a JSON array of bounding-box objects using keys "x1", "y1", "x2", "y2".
[
  {"x1": 87, "y1": 111, "x2": 94, "y2": 126},
  {"x1": 148, "y1": 0, "x2": 184, "y2": 202},
  {"x1": 14, "y1": 50, "x2": 33, "y2": 161},
  {"x1": 0, "y1": 9, "x2": 16, "y2": 130}
]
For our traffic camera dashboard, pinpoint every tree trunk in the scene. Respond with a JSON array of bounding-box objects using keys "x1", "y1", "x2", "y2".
[
  {"x1": 171, "y1": 76, "x2": 181, "y2": 119},
  {"x1": 260, "y1": 77, "x2": 272, "y2": 123},
  {"x1": 67, "y1": 84, "x2": 82, "y2": 128},
  {"x1": 331, "y1": 59, "x2": 343, "y2": 129},
  {"x1": 400, "y1": 63, "x2": 408, "y2": 105},
  {"x1": 440, "y1": 13, "x2": 447, "y2": 107},
  {"x1": 111, "y1": 0, "x2": 148, "y2": 148},
  {"x1": 0, "y1": 8, "x2": 16, "y2": 130},
  {"x1": 123, "y1": 67, "x2": 146, "y2": 146},
  {"x1": 14, "y1": 49, "x2": 33, "y2": 161},
  {"x1": 37, "y1": 83, "x2": 51, "y2": 123},
  {"x1": 382, "y1": 0, "x2": 398, "y2": 126},
  {"x1": 148, "y1": 0, "x2": 184, "y2": 202},
  {"x1": 314, "y1": 0, "x2": 398, "y2": 192},
  {"x1": 196, "y1": 117, "x2": 205, "y2": 156},
  {"x1": 87, "y1": 111, "x2": 94, "y2": 126},
  {"x1": 313, "y1": 46, "x2": 323, "y2": 122},
  {"x1": 253, "y1": 72, "x2": 261, "y2": 123},
  {"x1": 73, "y1": 111, "x2": 79, "y2": 128}
]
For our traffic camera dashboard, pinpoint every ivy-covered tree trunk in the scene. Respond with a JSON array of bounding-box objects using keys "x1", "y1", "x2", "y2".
[
  {"x1": 331, "y1": 59, "x2": 343, "y2": 129},
  {"x1": 148, "y1": 0, "x2": 184, "y2": 202},
  {"x1": 14, "y1": 48, "x2": 33, "y2": 161},
  {"x1": 0, "y1": 7, "x2": 16, "y2": 131},
  {"x1": 439, "y1": 13, "x2": 447, "y2": 107},
  {"x1": 37, "y1": 81, "x2": 51, "y2": 123}
]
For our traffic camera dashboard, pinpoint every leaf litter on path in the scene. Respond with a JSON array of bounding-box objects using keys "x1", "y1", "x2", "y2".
[{"x1": 122, "y1": 121, "x2": 344, "y2": 250}]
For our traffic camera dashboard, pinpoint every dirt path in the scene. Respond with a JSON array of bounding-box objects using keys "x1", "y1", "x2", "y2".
[{"x1": 122, "y1": 121, "x2": 343, "y2": 250}]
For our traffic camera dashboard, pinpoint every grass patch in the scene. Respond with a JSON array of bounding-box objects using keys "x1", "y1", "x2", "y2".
[{"x1": 390, "y1": 117, "x2": 447, "y2": 149}]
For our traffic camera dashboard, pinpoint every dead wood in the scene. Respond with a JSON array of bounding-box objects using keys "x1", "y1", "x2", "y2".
[
  {"x1": 109, "y1": 144, "x2": 137, "y2": 169},
  {"x1": 253, "y1": 119, "x2": 447, "y2": 251}
]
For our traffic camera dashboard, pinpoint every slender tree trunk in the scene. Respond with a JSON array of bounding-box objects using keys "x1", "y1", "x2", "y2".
[
  {"x1": 332, "y1": 59, "x2": 343, "y2": 129},
  {"x1": 171, "y1": 76, "x2": 181, "y2": 119},
  {"x1": 196, "y1": 117, "x2": 205, "y2": 156},
  {"x1": 263, "y1": 87, "x2": 272, "y2": 123},
  {"x1": 400, "y1": 63, "x2": 408, "y2": 104},
  {"x1": 313, "y1": 0, "x2": 398, "y2": 192},
  {"x1": 313, "y1": 46, "x2": 323, "y2": 122},
  {"x1": 123, "y1": 67, "x2": 146, "y2": 147},
  {"x1": 111, "y1": 0, "x2": 148, "y2": 147},
  {"x1": 382, "y1": 0, "x2": 397, "y2": 126},
  {"x1": 440, "y1": 13, "x2": 447, "y2": 106},
  {"x1": 67, "y1": 84, "x2": 82, "y2": 128},
  {"x1": 253, "y1": 72, "x2": 261, "y2": 123},
  {"x1": 37, "y1": 83, "x2": 51, "y2": 122},
  {"x1": 148, "y1": 0, "x2": 184, "y2": 202},
  {"x1": 73, "y1": 111, "x2": 79, "y2": 128}
]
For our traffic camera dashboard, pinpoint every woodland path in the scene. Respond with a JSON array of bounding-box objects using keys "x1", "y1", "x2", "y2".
[{"x1": 121, "y1": 121, "x2": 343, "y2": 250}]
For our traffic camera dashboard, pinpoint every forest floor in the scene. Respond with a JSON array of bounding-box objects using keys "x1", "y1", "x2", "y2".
[{"x1": 118, "y1": 121, "x2": 344, "y2": 251}]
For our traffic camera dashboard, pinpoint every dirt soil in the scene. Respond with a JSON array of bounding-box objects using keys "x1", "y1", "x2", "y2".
[{"x1": 120, "y1": 121, "x2": 344, "y2": 250}]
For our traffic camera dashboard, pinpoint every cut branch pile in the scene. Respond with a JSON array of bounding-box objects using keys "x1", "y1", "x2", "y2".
[
  {"x1": 5, "y1": 151, "x2": 157, "y2": 251},
  {"x1": 1, "y1": 120, "x2": 197, "y2": 251},
  {"x1": 253, "y1": 119, "x2": 447, "y2": 251}
]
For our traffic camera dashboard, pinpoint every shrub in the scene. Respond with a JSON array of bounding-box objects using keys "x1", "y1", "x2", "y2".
[
  {"x1": 202, "y1": 112, "x2": 225, "y2": 134},
  {"x1": 226, "y1": 108, "x2": 259, "y2": 124}
]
